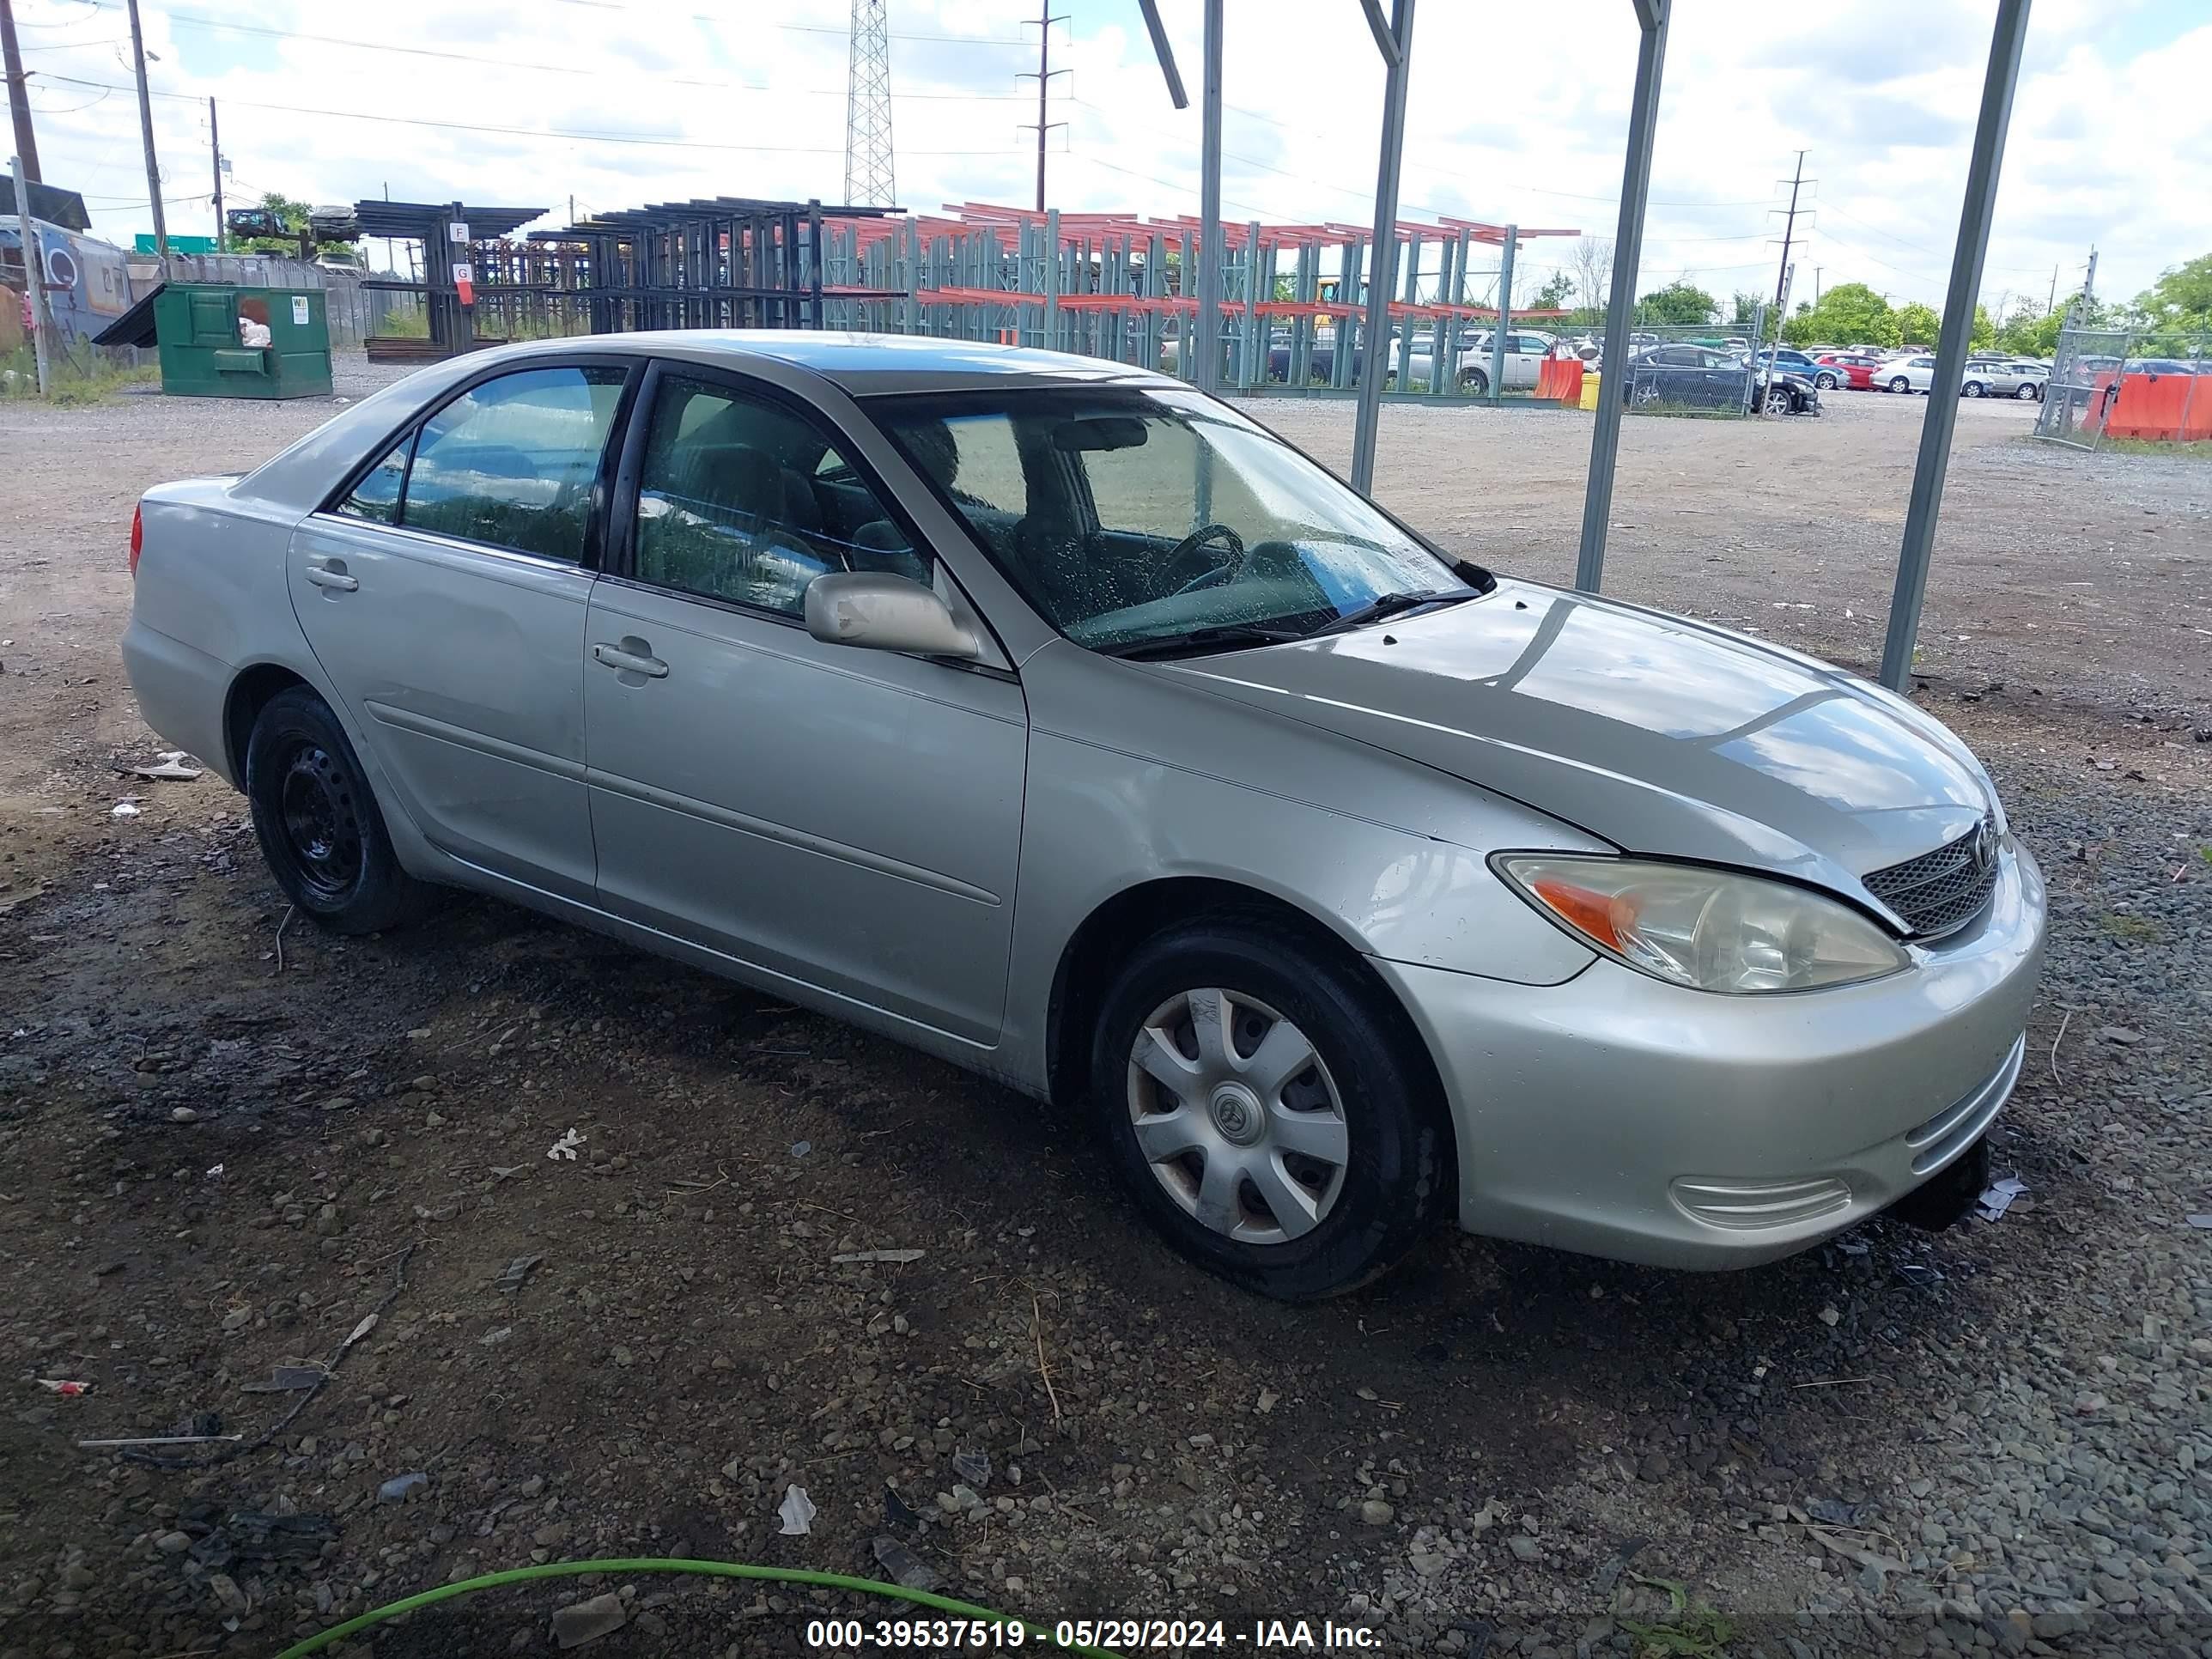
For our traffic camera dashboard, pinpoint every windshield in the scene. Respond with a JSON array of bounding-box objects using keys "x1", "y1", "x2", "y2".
[{"x1": 870, "y1": 386, "x2": 1476, "y2": 653}]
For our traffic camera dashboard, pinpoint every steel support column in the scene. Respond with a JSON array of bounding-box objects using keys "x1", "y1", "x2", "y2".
[
  {"x1": 1878, "y1": 0, "x2": 2030, "y2": 690},
  {"x1": 1574, "y1": 0, "x2": 1669, "y2": 592},
  {"x1": 1195, "y1": 0, "x2": 1224, "y2": 393},
  {"x1": 1488, "y1": 224, "x2": 1516, "y2": 404},
  {"x1": 1349, "y1": 0, "x2": 1415, "y2": 495}
]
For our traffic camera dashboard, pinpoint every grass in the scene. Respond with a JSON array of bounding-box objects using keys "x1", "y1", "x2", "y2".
[
  {"x1": 1620, "y1": 1574, "x2": 1735, "y2": 1658},
  {"x1": 2096, "y1": 435, "x2": 2212, "y2": 459},
  {"x1": 2101, "y1": 913, "x2": 2166, "y2": 943},
  {"x1": 1, "y1": 342, "x2": 160, "y2": 406}
]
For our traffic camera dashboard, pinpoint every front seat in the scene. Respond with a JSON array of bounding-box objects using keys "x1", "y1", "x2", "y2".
[{"x1": 848, "y1": 520, "x2": 930, "y2": 585}]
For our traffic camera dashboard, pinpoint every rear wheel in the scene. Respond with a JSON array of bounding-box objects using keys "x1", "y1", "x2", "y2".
[
  {"x1": 1964, "y1": 380, "x2": 1984, "y2": 397},
  {"x1": 1814, "y1": 370, "x2": 1839, "y2": 390},
  {"x1": 1087, "y1": 918, "x2": 1449, "y2": 1300},
  {"x1": 1461, "y1": 366, "x2": 1489, "y2": 397},
  {"x1": 2016, "y1": 382, "x2": 2039, "y2": 401},
  {"x1": 1889, "y1": 375, "x2": 1912, "y2": 393},
  {"x1": 246, "y1": 686, "x2": 435, "y2": 934}
]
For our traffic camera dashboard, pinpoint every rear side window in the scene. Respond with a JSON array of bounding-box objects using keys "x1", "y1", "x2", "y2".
[{"x1": 400, "y1": 367, "x2": 627, "y2": 562}]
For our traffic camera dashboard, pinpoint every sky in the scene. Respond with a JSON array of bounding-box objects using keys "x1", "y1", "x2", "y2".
[{"x1": 5, "y1": 0, "x2": 2206, "y2": 321}]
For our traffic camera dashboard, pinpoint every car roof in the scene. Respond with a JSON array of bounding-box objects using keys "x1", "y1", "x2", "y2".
[{"x1": 594, "y1": 329, "x2": 1170, "y2": 397}]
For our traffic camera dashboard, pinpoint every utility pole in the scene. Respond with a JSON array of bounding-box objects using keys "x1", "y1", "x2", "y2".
[
  {"x1": 2080, "y1": 245, "x2": 2097, "y2": 313},
  {"x1": 125, "y1": 0, "x2": 168, "y2": 260},
  {"x1": 1770, "y1": 150, "x2": 1808, "y2": 323},
  {"x1": 10, "y1": 152, "x2": 51, "y2": 394},
  {"x1": 1017, "y1": 4, "x2": 1068, "y2": 214},
  {"x1": 1194, "y1": 0, "x2": 1223, "y2": 393},
  {"x1": 2045, "y1": 262, "x2": 2057, "y2": 314},
  {"x1": 208, "y1": 97, "x2": 223, "y2": 251},
  {"x1": 2, "y1": 0, "x2": 40, "y2": 183},
  {"x1": 1814, "y1": 265, "x2": 1822, "y2": 304}
]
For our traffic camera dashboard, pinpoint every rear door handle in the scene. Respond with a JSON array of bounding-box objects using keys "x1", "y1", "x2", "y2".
[
  {"x1": 303, "y1": 565, "x2": 358, "y2": 592},
  {"x1": 592, "y1": 641, "x2": 669, "y2": 678}
]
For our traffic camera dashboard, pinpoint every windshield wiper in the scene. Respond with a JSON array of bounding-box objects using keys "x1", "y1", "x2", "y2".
[
  {"x1": 1308, "y1": 588, "x2": 1478, "y2": 636},
  {"x1": 1095, "y1": 623, "x2": 1309, "y2": 660}
]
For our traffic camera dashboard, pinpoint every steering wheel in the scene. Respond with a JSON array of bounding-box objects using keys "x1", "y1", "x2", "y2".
[{"x1": 1167, "y1": 523, "x2": 1248, "y2": 595}]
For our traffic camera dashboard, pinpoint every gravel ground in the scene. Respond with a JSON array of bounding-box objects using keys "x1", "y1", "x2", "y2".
[{"x1": 0, "y1": 356, "x2": 2208, "y2": 1659}]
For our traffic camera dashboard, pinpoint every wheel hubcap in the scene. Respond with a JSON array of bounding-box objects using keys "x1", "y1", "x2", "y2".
[
  {"x1": 1126, "y1": 988, "x2": 1349, "y2": 1245},
  {"x1": 278, "y1": 744, "x2": 363, "y2": 902}
]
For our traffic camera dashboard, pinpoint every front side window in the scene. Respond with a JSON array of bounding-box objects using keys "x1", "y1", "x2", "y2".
[
  {"x1": 632, "y1": 374, "x2": 927, "y2": 616},
  {"x1": 876, "y1": 387, "x2": 1473, "y2": 654},
  {"x1": 402, "y1": 366, "x2": 627, "y2": 562}
]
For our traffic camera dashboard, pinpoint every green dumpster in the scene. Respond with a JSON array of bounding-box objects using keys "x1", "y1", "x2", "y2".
[{"x1": 94, "y1": 282, "x2": 334, "y2": 399}]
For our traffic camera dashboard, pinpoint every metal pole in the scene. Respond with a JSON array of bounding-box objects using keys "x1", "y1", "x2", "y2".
[
  {"x1": 1488, "y1": 225, "x2": 1516, "y2": 404},
  {"x1": 1574, "y1": 0, "x2": 1670, "y2": 593},
  {"x1": 1133, "y1": 0, "x2": 1188, "y2": 106},
  {"x1": 208, "y1": 97, "x2": 223, "y2": 252},
  {"x1": 1194, "y1": 0, "x2": 1224, "y2": 393},
  {"x1": 10, "y1": 153, "x2": 50, "y2": 395},
  {"x1": 1348, "y1": 0, "x2": 1415, "y2": 495},
  {"x1": 125, "y1": 0, "x2": 167, "y2": 261},
  {"x1": 2, "y1": 0, "x2": 40, "y2": 183},
  {"x1": 1877, "y1": 0, "x2": 2029, "y2": 691},
  {"x1": 1032, "y1": 3, "x2": 1049, "y2": 211}
]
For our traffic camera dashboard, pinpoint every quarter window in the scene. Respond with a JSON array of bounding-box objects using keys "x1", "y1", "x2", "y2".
[
  {"x1": 339, "y1": 439, "x2": 409, "y2": 524},
  {"x1": 401, "y1": 366, "x2": 627, "y2": 562},
  {"x1": 632, "y1": 375, "x2": 927, "y2": 616}
]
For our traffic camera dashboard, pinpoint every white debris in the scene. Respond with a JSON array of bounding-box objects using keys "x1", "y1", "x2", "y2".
[
  {"x1": 133, "y1": 752, "x2": 204, "y2": 781},
  {"x1": 547, "y1": 1127, "x2": 586, "y2": 1162},
  {"x1": 779, "y1": 1484, "x2": 817, "y2": 1535},
  {"x1": 111, "y1": 800, "x2": 142, "y2": 818}
]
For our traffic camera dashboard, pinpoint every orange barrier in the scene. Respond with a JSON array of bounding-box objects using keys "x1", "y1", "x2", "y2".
[
  {"x1": 1533, "y1": 357, "x2": 1584, "y2": 403},
  {"x1": 2103, "y1": 370, "x2": 2211, "y2": 441}
]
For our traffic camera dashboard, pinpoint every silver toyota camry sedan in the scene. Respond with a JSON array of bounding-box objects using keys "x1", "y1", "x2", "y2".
[{"x1": 122, "y1": 332, "x2": 2045, "y2": 1299}]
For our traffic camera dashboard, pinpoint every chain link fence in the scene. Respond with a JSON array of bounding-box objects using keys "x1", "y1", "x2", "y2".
[
  {"x1": 2035, "y1": 326, "x2": 2210, "y2": 449},
  {"x1": 1613, "y1": 315, "x2": 1778, "y2": 419}
]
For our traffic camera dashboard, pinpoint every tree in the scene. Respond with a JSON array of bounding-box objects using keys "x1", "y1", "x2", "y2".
[
  {"x1": 235, "y1": 191, "x2": 352, "y2": 259},
  {"x1": 1969, "y1": 303, "x2": 1995, "y2": 349},
  {"x1": 1896, "y1": 301, "x2": 1942, "y2": 349},
  {"x1": 1729, "y1": 289, "x2": 1764, "y2": 326},
  {"x1": 1778, "y1": 281, "x2": 1899, "y2": 349},
  {"x1": 1532, "y1": 270, "x2": 1575, "y2": 311},
  {"x1": 2131, "y1": 253, "x2": 2212, "y2": 332},
  {"x1": 1638, "y1": 279, "x2": 1717, "y2": 326},
  {"x1": 1570, "y1": 235, "x2": 1613, "y2": 325}
]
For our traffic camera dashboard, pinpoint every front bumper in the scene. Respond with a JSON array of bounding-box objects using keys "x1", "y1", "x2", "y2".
[{"x1": 1373, "y1": 841, "x2": 2045, "y2": 1267}]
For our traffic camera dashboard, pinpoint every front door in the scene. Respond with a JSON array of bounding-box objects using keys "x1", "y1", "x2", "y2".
[
  {"x1": 287, "y1": 362, "x2": 633, "y2": 902},
  {"x1": 582, "y1": 366, "x2": 1027, "y2": 1044}
]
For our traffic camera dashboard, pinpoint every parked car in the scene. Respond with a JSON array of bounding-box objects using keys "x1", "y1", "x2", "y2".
[
  {"x1": 1960, "y1": 359, "x2": 2045, "y2": 400},
  {"x1": 1746, "y1": 348, "x2": 1827, "y2": 382},
  {"x1": 1620, "y1": 344, "x2": 1819, "y2": 414},
  {"x1": 1455, "y1": 329, "x2": 1557, "y2": 396},
  {"x1": 1879, "y1": 354, "x2": 1939, "y2": 393},
  {"x1": 122, "y1": 334, "x2": 2040, "y2": 1298},
  {"x1": 1810, "y1": 351, "x2": 1886, "y2": 391}
]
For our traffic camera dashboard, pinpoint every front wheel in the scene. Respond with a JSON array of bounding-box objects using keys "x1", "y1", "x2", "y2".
[
  {"x1": 246, "y1": 685, "x2": 437, "y2": 935},
  {"x1": 2016, "y1": 382, "x2": 2040, "y2": 401},
  {"x1": 1461, "y1": 367, "x2": 1489, "y2": 397},
  {"x1": 1889, "y1": 376, "x2": 1912, "y2": 393},
  {"x1": 1814, "y1": 371, "x2": 1839, "y2": 390},
  {"x1": 1087, "y1": 919, "x2": 1449, "y2": 1300},
  {"x1": 1762, "y1": 385, "x2": 1794, "y2": 416},
  {"x1": 1964, "y1": 380, "x2": 1984, "y2": 398}
]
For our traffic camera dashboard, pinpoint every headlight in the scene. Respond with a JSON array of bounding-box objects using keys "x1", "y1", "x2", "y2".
[{"x1": 1492, "y1": 854, "x2": 1909, "y2": 994}]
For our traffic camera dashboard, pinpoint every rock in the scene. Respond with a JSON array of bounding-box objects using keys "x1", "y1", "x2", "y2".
[
  {"x1": 1359, "y1": 1499, "x2": 1395, "y2": 1526},
  {"x1": 222, "y1": 1306, "x2": 252, "y2": 1332},
  {"x1": 154, "y1": 1530, "x2": 191, "y2": 1554},
  {"x1": 1410, "y1": 1550, "x2": 1448, "y2": 1579},
  {"x1": 1638, "y1": 1451, "x2": 1670, "y2": 1482},
  {"x1": 379, "y1": 1471, "x2": 430, "y2": 1503},
  {"x1": 1507, "y1": 1534, "x2": 1543, "y2": 1563},
  {"x1": 552, "y1": 1592, "x2": 628, "y2": 1648},
  {"x1": 208, "y1": 1573, "x2": 246, "y2": 1611},
  {"x1": 2096, "y1": 1026, "x2": 2141, "y2": 1045},
  {"x1": 170, "y1": 1106, "x2": 198, "y2": 1122}
]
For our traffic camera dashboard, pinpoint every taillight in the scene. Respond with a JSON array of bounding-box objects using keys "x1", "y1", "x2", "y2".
[{"x1": 130, "y1": 502, "x2": 143, "y2": 577}]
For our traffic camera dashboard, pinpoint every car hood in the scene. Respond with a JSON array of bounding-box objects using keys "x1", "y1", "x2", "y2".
[{"x1": 1169, "y1": 580, "x2": 1996, "y2": 902}]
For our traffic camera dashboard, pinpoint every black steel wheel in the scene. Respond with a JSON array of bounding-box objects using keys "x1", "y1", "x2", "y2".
[{"x1": 246, "y1": 685, "x2": 437, "y2": 934}]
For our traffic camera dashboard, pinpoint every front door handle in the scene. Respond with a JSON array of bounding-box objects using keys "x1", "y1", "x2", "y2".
[
  {"x1": 303, "y1": 564, "x2": 358, "y2": 592},
  {"x1": 592, "y1": 641, "x2": 669, "y2": 678}
]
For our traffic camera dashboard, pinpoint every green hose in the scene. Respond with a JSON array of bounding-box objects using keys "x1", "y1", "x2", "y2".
[{"x1": 271, "y1": 1556, "x2": 1122, "y2": 1658}]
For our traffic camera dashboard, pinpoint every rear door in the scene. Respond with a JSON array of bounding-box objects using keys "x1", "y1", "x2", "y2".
[
  {"x1": 288, "y1": 360, "x2": 635, "y2": 902},
  {"x1": 581, "y1": 362, "x2": 1027, "y2": 1043}
]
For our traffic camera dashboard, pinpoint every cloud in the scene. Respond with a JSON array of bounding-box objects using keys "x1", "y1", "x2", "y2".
[{"x1": 7, "y1": 0, "x2": 2201, "y2": 314}]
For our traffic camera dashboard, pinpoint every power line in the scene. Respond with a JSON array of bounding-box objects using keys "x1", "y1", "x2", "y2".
[
  {"x1": 535, "y1": 0, "x2": 1030, "y2": 46},
  {"x1": 42, "y1": 2, "x2": 1040, "y2": 100},
  {"x1": 35, "y1": 70, "x2": 1029, "y2": 156}
]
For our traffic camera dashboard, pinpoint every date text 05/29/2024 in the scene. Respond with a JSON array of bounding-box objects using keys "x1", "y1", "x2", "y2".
[{"x1": 803, "y1": 1619, "x2": 1383, "y2": 1650}]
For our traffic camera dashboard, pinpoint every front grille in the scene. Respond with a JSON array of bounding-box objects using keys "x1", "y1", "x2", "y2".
[{"x1": 1864, "y1": 821, "x2": 2000, "y2": 939}]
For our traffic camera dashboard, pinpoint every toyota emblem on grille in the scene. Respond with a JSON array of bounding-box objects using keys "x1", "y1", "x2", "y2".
[{"x1": 1972, "y1": 815, "x2": 1997, "y2": 874}]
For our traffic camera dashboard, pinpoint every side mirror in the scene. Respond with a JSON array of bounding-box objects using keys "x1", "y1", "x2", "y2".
[{"x1": 804, "y1": 571, "x2": 981, "y2": 660}]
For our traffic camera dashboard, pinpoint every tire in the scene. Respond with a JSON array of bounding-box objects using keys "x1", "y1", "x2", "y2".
[
  {"x1": 1964, "y1": 380, "x2": 1984, "y2": 397},
  {"x1": 1462, "y1": 367, "x2": 1488, "y2": 397},
  {"x1": 1086, "y1": 916, "x2": 1449, "y2": 1300},
  {"x1": 1889, "y1": 376, "x2": 1911, "y2": 393},
  {"x1": 2016, "y1": 382, "x2": 2039, "y2": 401},
  {"x1": 1762, "y1": 385, "x2": 1793, "y2": 416},
  {"x1": 245, "y1": 685, "x2": 436, "y2": 935},
  {"x1": 1814, "y1": 371, "x2": 1838, "y2": 390}
]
